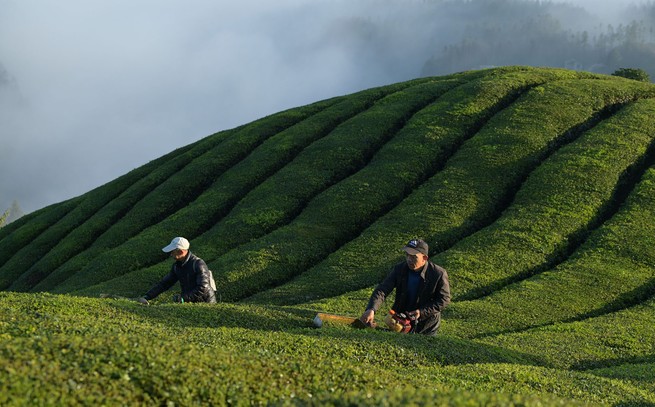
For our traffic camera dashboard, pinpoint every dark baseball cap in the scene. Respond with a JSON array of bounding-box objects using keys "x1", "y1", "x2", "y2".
[{"x1": 403, "y1": 239, "x2": 428, "y2": 256}]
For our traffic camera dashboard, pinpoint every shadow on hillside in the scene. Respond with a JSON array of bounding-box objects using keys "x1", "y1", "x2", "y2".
[
  {"x1": 305, "y1": 325, "x2": 548, "y2": 367},
  {"x1": 567, "y1": 278, "x2": 655, "y2": 326},
  {"x1": 572, "y1": 353, "x2": 655, "y2": 372},
  {"x1": 106, "y1": 300, "x2": 314, "y2": 331},
  {"x1": 107, "y1": 300, "x2": 546, "y2": 367}
]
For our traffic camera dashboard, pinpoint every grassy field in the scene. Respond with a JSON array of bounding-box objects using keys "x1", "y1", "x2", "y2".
[{"x1": 2, "y1": 66, "x2": 655, "y2": 405}]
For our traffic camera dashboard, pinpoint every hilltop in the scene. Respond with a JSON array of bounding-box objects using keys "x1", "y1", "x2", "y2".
[{"x1": 1, "y1": 66, "x2": 655, "y2": 405}]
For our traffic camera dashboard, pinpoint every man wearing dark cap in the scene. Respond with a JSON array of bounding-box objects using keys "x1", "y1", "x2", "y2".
[
  {"x1": 137, "y1": 237, "x2": 216, "y2": 304},
  {"x1": 360, "y1": 239, "x2": 451, "y2": 335}
]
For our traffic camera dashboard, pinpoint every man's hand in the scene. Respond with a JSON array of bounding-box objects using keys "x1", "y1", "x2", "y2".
[
  {"x1": 408, "y1": 309, "x2": 421, "y2": 320},
  {"x1": 360, "y1": 309, "x2": 375, "y2": 325},
  {"x1": 136, "y1": 297, "x2": 149, "y2": 306}
]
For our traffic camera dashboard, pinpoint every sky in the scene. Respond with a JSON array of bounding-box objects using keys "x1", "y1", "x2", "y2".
[{"x1": 0, "y1": 0, "x2": 646, "y2": 214}]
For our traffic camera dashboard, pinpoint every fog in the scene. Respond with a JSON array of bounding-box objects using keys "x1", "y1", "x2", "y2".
[{"x1": 1, "y1": 0, "x2": 652, "y2": 214}]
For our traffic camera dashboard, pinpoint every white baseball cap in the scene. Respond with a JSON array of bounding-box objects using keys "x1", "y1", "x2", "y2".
[{"x1": 162, "y1": 237, "x2": 190, "y2": 253}]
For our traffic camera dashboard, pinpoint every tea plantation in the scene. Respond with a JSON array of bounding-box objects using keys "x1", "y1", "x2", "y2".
[{"x1": 2, "y1": 66, "x2": 655, "y2": 405}]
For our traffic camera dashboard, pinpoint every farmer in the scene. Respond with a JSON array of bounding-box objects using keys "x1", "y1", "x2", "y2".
[
  {"x1": 137, "y1": 237, "x2": 216, "y2": 304},
  {"x1": 360, "y1": 239, "x2": 450, "y2": 335}
]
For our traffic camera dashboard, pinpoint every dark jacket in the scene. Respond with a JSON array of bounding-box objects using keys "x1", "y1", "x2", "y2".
[
  {"x1": 144, "y1": 252, "x2": 216, "y2": 303},
  {"x1": 367, "y1": 260, "x2": 451, "y2": 317}
]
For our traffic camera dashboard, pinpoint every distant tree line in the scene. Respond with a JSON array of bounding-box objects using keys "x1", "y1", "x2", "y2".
[
  {"x1": 0, "y1": 201, "x2": 24, "y2": 227},
  {"x1": 420, "y1": 1, "x2": 655, "y2": 80},
  {"x1": 323, "y1": 0, "x2": 655, "y2": 84},
  {"x1": 0, "y1": 209, "x2": 7, "y2": 228}
]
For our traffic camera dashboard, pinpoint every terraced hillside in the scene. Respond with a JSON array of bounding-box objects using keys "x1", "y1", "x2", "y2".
[{"x1": 2, "y1": 66, "x2": 655, "y2": 405}]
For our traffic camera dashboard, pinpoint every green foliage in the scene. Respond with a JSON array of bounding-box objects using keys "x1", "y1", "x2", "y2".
[
  {"x1": 250, "y1": 72, "x2": 655, "y2": 305},
  {"x1": 0, "y1": 199, "x2": 79, "y2": 271},
  {"x1": 612, "y1": 68, "x2": 651, "y2": 82},
  {"x1": 221, "y1": 68, "x2": 607, "y2": 303},
  {"x1": 10, "y1": 130, "x2": 237, "y2": 292},
  {"x1": 590, "y1": 362, "x2": 655, "y2": 386},
  {"x1": 193, "y1": 77, "x2": 460, "y2": 262},
  {"x1": 3, "y1": 66, "x2": 655, "y2": 405},
  {"x1": 0, "y1": 139, "x2": 215, "y2": 291},
  {"x1": 36, "y1": 98, "x2": 341, "y2": 293},
  {"x1": 477, "y1": 297, "x2": 655, "y2": 373},
  {"x1": 443, "y1": 164, "x2": 655, "y2": 338},
  {"x1": 1, "y1": 292, "x2": 652, "y2": 406},
  {"x1": 49, "y1": 86, "x2": 404, "y2": 293},
  {"x1": 443, "y1": 97, "x2": 655, "y2": 298}
]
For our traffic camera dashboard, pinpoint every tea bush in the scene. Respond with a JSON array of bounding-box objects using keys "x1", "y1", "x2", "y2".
[
  {"x1": 0, "y1": 140, "x2": 198, "y2": 283},
  {"x1": 46, "y1": 97, "x2": 345, "y2": 292},
  {"x1": 218, "y1": 68, "x2": 600, "y2": 302},
  {"x1": 60, "y1": 78, "x2": 441, "y2": 294},
  {"x1": 60, "y1": 77, "x2": 454, "y2": 295},
  {"x1": 191, "y1": 78, "x2": 460, "y2": 262},
  {"x1": 249, "y1": 74, "x2": 655, "y2": 305},
  {"x1": 439, "y1": 97, "x2": 655, "y2": 299},
  {"x1": 0, "y1": 155, "x2": 175, "y2": 290},
  {"x1": 2, "y1": 292, "x2": 653, "y2": 405},
  {"x1": 477, "y1": 296, "x2": 655, "y2": 372},
  {"x1": 590, "y1": 361, "x2": 655, "y2": 388},
  {"x1": 16, "y1": 133, "x2": 231, "y2": 292},
  {"x1": 0, "y1": 198, "x2": 79, "y2": 272},
  {"x1": 0, "y1": 199, "x2": 50, "y2": 243},
  {"x1": 442, "y1": 165, "x2": 655, "y2": 338},
  {"x1": 3, "y1": 67, "x2": 655, "y2": 405},
  {"x1": 7, "y1": 137, "x2": 229, "y2": 292}
]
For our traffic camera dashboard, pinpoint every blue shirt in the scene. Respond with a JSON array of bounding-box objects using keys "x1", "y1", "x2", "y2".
[{"x1": 406, "y1": 270, "x2": 421, "y2": 308}]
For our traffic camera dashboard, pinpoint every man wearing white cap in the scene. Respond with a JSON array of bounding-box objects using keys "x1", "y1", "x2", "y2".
[
  {"x1": 138, "y1": 237, "x2": 216, "y2": 304},
  {"x1": 360, "y1": 239, "x2": 450, "y2": 335}
]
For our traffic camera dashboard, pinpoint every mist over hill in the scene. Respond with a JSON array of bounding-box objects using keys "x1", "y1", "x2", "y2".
[{"x1": 1, "y1": 0, "x2": 655, "y2": 215}]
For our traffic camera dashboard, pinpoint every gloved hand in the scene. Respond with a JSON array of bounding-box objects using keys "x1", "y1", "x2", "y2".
[{"x1": 136, "y1": 297, "x2": 149, "y2": 305}]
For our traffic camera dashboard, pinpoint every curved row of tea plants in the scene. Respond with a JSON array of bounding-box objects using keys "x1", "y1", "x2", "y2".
[
  {"x1": 20, "y1": 96, "x2": 350, "y2": 293},
  {"x1": 68, "y1": 75, "x2": 466, "y2": 299},
  {"x1": 207, "y1": 70, "x2": 620, "y2": 302},
  {"x1": 189, "y1": 78, "x2": 461, "y2": 263},
  {"x1": 247, "y1": 76, "x2": 655, "y2": 306},
  {"x1": 443, "y1": 164, "x2": 655, "y2": 338},
  {"x1": 0, "y1": 142, "x2": 197, "y2": 257},
  {"x1": 5, "y1": 133, "x2": 230, "y2": 292},
  {"x1": 437, "y1": 96, "x2": 655, "y2": 300},
  {"x1": 3, "y1": 66, "x2": 655, "y2": 406},
  {"x1": 0, "y1": 142, "x2": 200, "y2": 290},
  {"x1": 478, "y1": 294, "x2": 655, "y2": 372},
  {"x1": 0, "y1": 135, "x2": 207, "y2": 278},
  {"x1": 2, "y1": 291, "x2": 654, "y2": 405},
  {"x1": 590, "y1": 360, "x2": 655, "y2": 391},
  {"x1": 4, "y1": 66, "x2": 634, "y2": 302},
  {"x1": 0, "y1": 198, "x2": 79, "y2": 270},
  {"x1": 293, "y1": 159, "x2": 655, "y2": 343},
  {"x1": 6, "y1": 130, "x2": 240, "y2": 292},
  {"x1": 67, "y1": 67, "x2": 529, "y2": 298},
  {"x1": 0, "y1": 193, "x2": 75, "y2": 252},
  {"x1": 56, "y1": 77, "x2": 449, "y2": 293},
  {"x1": 45, "y1": 85, "x2": 409, "y2": 293}
]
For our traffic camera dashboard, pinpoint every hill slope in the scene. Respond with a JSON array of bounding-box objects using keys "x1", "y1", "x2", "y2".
[{"x1": 2, "y1": 66, "x2": 655, "y2": 405}]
